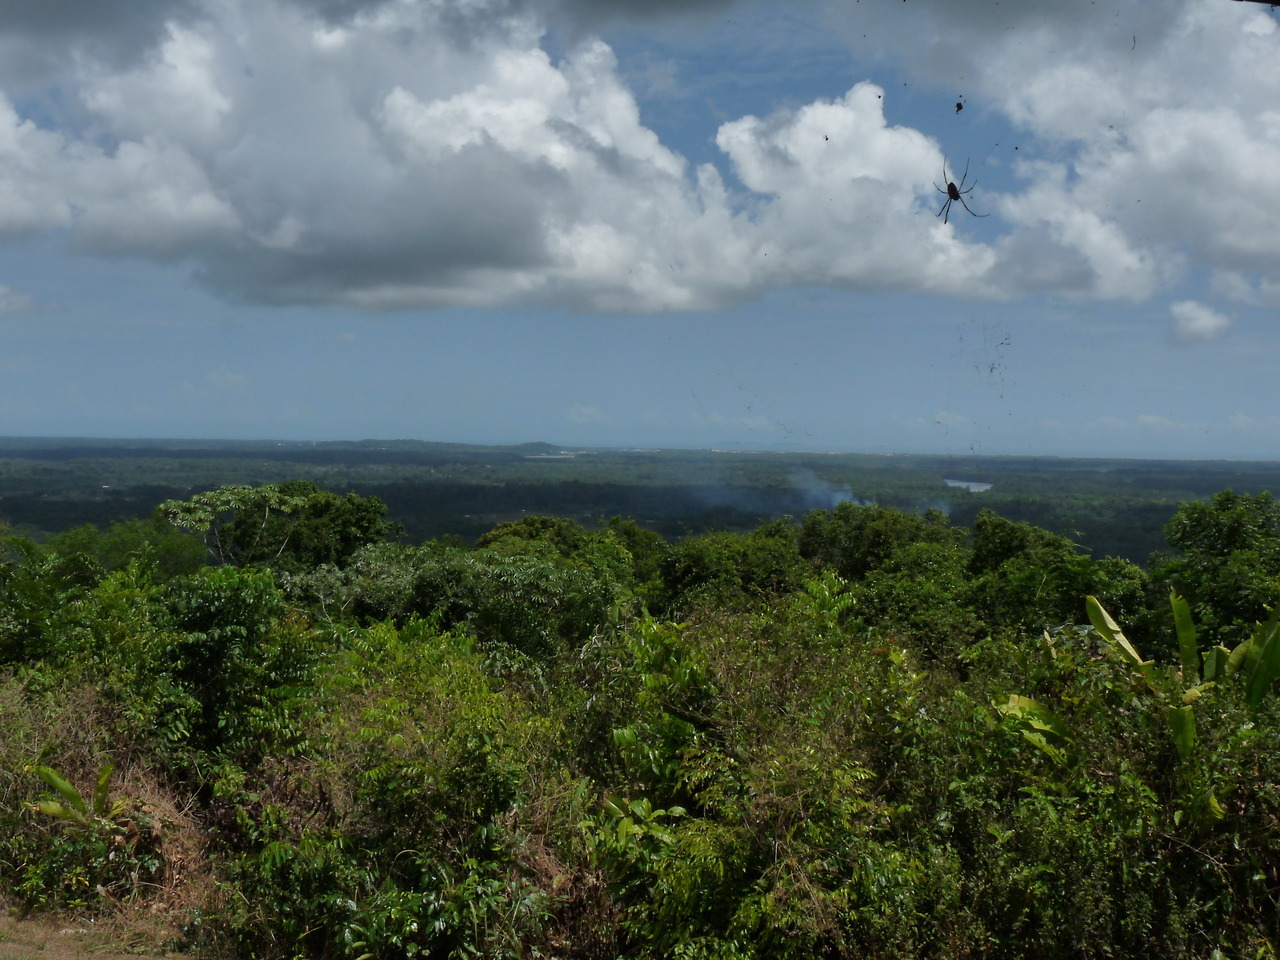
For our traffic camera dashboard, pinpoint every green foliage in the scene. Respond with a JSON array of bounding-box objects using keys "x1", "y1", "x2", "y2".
[
  {"x1": 12, "y1": 483, "x2": 1280, "y2": 958},
  {"x1": 15, "y1": 762, "x2": 164, "y2": 914},
  {"x1": 27, "y1": 762, "x2": 123, "y2": 827},
  {"x1": 1154, "y1": 490, "x2": 1280, "y2": 647},
  {"x1": 290, "y1": 540, "x2": 626, "y2": 657},
  {"x1": 1226, "y1": 604, "x2": 1280, "y2": 709},
  {"x1": 39, "y1": 560, "x2": 321, "y2": 767},
  {"x1": 197, "y1": 619, "x2": 563, "y2": 960},
  {"x1": 476, "y1": 513, "x2": 628, "y2": 575},
  {"x1": 0, "y1": 539, "x2": 104, "y2": 663},
  {"x1": 161, "y1": 565, "x2": 317, "y2": 757},
  {"x1": 967, "y1": 509, "x2": 1097, "y2": 631},
  {"x1": 608, "y1": 516, "x2": 670, "y2": 609},
  {"x1": 658, "y1": 520, "x2": 807, "y2": 614},
  {"x1": 798, "y1": 501, "x2": 961, "y2": 580},
  {"x1": 161, "y1": 481, "x2": 400, "y2": 570},
  {"x1": 852, "y1": 540, "x2": 983, "y2": 659},
  {"x1": 46, "y1": 511, "x2": 206, "y2": 581}
]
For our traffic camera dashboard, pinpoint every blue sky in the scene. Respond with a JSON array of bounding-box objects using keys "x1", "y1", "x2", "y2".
[{"x1": 1, "y1": 0, "x2": 1278, "y2": 458}]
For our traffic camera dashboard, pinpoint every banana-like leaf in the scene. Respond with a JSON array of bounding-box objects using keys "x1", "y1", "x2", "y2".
[
  {"x1": 30, "y1": 765, "x2": 88, "y2": 816},
  {"x1": 997, "y1": 694, "x2": 1073, "y2": 766},
  {"x1": 1182, "y1": 681, "x2": 1214, "y2": 704},
  {"x1": 1228, "y1": 637, "x2": 1252, "y2": 677},
  {"x1": 997, "y1": 694, "x2": 1072, "y2": 740},
  {"x1": 1170, "y1": 590, "x2": 1199, "y2": 683},
  {"x1": 1246, "y1": 609, "x2": 1280, "y2": 709},
  {"x1": 1087, "y1": 596, "x2": 1153, "y2": 679},
  {"x1": 1203, "y1": 645, "x2": 1231, "y2": 682},
  {"x1": 1167, "y1": 704, "x2": 1196, "y2": 760},
  {"x1": 92, "y1": 764, "x2": 114, "y2": 819},
  {"x1": 1203, "y1": 789, "x2": 1226, "y2": 824},
  {"x1": 33, "y1": 799, "x2": 88, "y2": 826},
  {"x1": 1232, "y1": 605, "x2": 1280, "y2": 677}
]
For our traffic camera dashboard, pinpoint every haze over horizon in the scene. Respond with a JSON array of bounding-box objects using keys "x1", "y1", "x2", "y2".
[{"x1": 1, "y1": 0, "x2": 1278, "y2": 460}]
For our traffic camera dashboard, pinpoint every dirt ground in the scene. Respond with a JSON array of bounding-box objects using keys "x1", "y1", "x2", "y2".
[{"x1": 0, "y1": 914, "x2": 176, "y2": 960}]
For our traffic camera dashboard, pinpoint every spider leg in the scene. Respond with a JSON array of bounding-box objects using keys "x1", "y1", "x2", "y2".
[
  {"x1": 934, "y1": 181, "x2": 948, "y2": 196},
  {"x1": 958, "y1": 157, "x2": 971, "y2": 191},
  {"x1": 937, "y1": 197, "x2": 952, "y2": 224},
  {"x1": 957, "y1": 196, "x2": 989, "y2": 218}
]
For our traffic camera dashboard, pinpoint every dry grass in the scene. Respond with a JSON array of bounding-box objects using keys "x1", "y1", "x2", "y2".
[
  {"x1": 0, "y1": 760, "x2": 217, "y2": 958},
  {"x1": 0, "y1": 673, "x2": 222, "y2": 960},
  {"x1": 0, "y1": 911, "x2": 173, "y2": 960}
]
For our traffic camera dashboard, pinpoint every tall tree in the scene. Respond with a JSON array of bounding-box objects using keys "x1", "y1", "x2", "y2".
[
  {"x1": 161, "y1": 481, "x2": 400, "y2": 570},
  {"x1": 1153, "y1": 490, "x2": 1280, "y2": 647}
]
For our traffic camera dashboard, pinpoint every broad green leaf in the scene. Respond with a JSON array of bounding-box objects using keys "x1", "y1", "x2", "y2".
[
  {"x1": 1202, "y1": 788, "x2": 1226, "y2": 823},
  {"x1": 1246, "y1": 608, "x2": 1280, "y2": 708},
  {"x1": 1086, "y1": 596, "x2": 1151, "y2": 673},
  {"x1": 92, "y1": 764, "x2": 114, "y2": 819},
  {"x1": 1182, "y1": 682, "x2": 1214, "y2": 704},
  {"x1": 1170, "y1": 590, "x2": 1199, "y2": 683},
  {"x1": 1203, "y1": 645, "x2": 1231, "y2": 681},
  {"x1": 1227, "y1": 637, "x2": 1252, "y2": 677},
  {"x1": 997, "y1": 695, "x2": 1072, "y2": 743},
  {"x1": 1018, "y1": 730, "x2": 1068, "y2": 765},
  {"x1": 616, "y1": 817, "x2": 638, "y2": 845},
  {"x1": 33, "y1": 799, "x2": 88, "y2": 825},
  {"x1": 30, "y1": 765, "x2": 87, "y2": 816},
  {"x1": 1167, "y1": 705, "x2": 1196, "y2": 760}
]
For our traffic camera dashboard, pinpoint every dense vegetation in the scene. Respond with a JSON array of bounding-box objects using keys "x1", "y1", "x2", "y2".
[
  {"x1": 4, "y1": 476, "x2": 1280, "y2": 958},
  {"x1": 7, "y1": 437, "x2": 1280, "y2": 562}
]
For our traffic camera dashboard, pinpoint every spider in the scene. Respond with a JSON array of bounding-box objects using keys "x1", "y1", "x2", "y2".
[{"x1": 934, "y1": 157, "x2": 989, "y2": 225}]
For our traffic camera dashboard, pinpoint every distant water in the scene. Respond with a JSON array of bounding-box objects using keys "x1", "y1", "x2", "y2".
[{"x1": 944, "y1": 479, "x2": 993, "y2": 493}]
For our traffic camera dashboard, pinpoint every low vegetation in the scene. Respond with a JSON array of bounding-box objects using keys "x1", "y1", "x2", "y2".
[{"x1": 3, "y1": 483, "x2": 1280, "y2": 958}]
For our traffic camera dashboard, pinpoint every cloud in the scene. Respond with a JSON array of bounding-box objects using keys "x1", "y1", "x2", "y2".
[
  {"x1": 204, "y1": 365, "x2": 250, "y2": 389},
  {"x1": 0, "y1": 0, "x2": 1000, "y2": 312},
  {"x1": 828, "y1": 0, "x2": 1280, "y2": 300},
  {"x1": 1170, "y1": 299, "x2": 1232, "y2": 343},
  {"x1": 1212, "y1": 269, "x2": 1280, "y2": 308},
  {"x1": 0, "y1": 284, "x2": 33, "y2": 314},
  {"x1": 568, "y1": 403, "x2": 607, "y2": 424},
  {"x1": 713, "y1": 83, "x2": 998, "y2": 297},
  {"x1": 0, "y1": 0, "x2": 1276, "y2": 313},
  {"x1": 0, "y1": 0, "x2": 199, "y2": 88}
]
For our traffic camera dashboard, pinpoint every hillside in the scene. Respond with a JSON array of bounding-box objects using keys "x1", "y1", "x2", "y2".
[{"x1": 3, "y1": 480, "x2": 1280, "y2": 957}]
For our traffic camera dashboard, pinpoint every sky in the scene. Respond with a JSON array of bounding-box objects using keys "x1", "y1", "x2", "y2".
[{"x1": 0, "y1": 0, "x2": 1278, "y2": 459}]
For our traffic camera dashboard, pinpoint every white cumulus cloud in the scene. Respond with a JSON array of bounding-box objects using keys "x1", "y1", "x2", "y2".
[
  {"x1": 1170, "y1": 299, "x2": 1232, "y2": 343},
  {"x1": 0, "y1": 0, "x2": 1274, "y2": 314}
]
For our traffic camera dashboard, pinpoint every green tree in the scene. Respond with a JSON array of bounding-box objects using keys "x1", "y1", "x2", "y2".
[
  {"x1": 160, "y1": 565, "x2": 296, "y2": 753},
  {"x1": 1152, "y1": 490, "x2": 1280, "y2": 648},
  {"x1": 966, "y1": 509, "x2": 1096, "y2": 632},
  {"x1": 475, "y1": 514, "x2": 633, "y2": 588},
  {"x1": 658, "y1": 520, "x2": 807, "y2": 614},
  {"x1": 854, "y1": 540, "x2": 983, "y2": 659},
  {"x1": 161, "y1": 481, "x2": 400, "y2": 570},
  {"x1": 798, "y1": 502, "x2": 961, "y2": 581},
  {"x1": 0, "y1": 536, "x2": 103, "y2": 663},
  {"x1": 46, "y1": 511, "x2": 206, "y2": 581},
  {"x1": 608, "y1": 516, "x2": 669, "y2": 610}
]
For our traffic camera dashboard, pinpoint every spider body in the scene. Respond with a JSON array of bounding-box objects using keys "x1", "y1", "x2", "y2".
[{"x1": 934, "y1": 157, "x2": 988, "y2": 224}]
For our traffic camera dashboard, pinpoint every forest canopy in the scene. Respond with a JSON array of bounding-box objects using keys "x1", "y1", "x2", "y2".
[{"x1": 2, "y1": 481, "x2": 1280, "y2": 959}]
